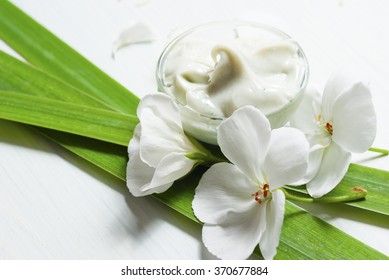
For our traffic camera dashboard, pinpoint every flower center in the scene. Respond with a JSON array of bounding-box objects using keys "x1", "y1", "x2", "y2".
[
  {"x1": 251, "y1": 184, "x2": 270, "y2": 204},
  {"x1": 317, "y1": 114, "x2": 333, "y2": 137},
  {"x1": 325, "y1": 122, "x2": 333, "y2": 135}
]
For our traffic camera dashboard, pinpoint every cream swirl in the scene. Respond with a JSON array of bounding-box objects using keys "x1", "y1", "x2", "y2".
[{"x1": 164, "y1": 38, "x2": 306, "y2": 118}]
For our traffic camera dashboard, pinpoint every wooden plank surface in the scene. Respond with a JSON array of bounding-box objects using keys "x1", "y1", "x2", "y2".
[{"x1": 0, "y1": 0, "x2": 388, "y2": 259}]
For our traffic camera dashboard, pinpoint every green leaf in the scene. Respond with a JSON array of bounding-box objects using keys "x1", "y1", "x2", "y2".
[
  {"x1": 277, "y1": 201, "x2": 386, "y2": 259},
  {"x1": 0, "y1": 50, "x2": 112, "y2": 110},
  {"x1": 283, "y1": 186, "x2": 368, "y2": 203},
  {"x1": 0, "y1": 0, "x2": 139, "y2": 114},
  {"x1": 0, "y1": 90, "x2": 137, "y2": 146},
  {"x1": 285, "y1": 164, "x2": 389, "y2": 216},
  {"x1": 345, "y1": 164, "x2": 389, "y2": 215},
  {"x1": 36, "y1": 128, "x2": 128, "y2": 181},
  {"x1": 0, "y1": 50, "x2": 130, "y2": 180}
]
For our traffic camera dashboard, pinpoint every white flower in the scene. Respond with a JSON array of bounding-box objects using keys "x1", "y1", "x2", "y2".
[
  {"x1": 290, "y1": 74, "x2": 377, "y2": 198},
  {"x1": 192, "y1": 106, "x2": 309, "y2": 260},
  {"x1": 126, "y1": 94, "x2": 202, "y2": 196}
]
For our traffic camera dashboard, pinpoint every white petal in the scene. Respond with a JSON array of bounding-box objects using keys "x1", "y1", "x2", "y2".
[
  {"x1": 263, "y1": 127, "x2": 309, "y2": 189},
  {"x1": 138, "y1": 94, "x2": 197, "y2": 166},
  {"x1": 143, "y1": 152, "x2": 195, "y2": 192},
  {"x1": 126, "y1": 149, "x2": 171, "y2": 197},
  {"x1": 193, "y1": 163, "x2": 258, "y2": 225},
  {"x1": 291, "y1": 131, "x2": 330, "y2": 185},
  {"x1": 128, "y1": 124, "x2": 141, "y2": 157},
  {"x1": 332, "y1": 82, "x2": 377, "y2": 153},
  {"x1": 202, "y1": 205, "x2": 266, "y2": 260},
  {"x1": 259, "y1": 190, "x2": 285, "y2": 260},
  {"x1": 112, "y1": 22, "x2": 155, "y2": 56},
  {"x1": 137, "y1": 94, "x2": 181, "y2": 123},
  {"x1": 322, "y1": 73, "x2": 356, "y2": 120},
  {"x1": 307, "y1": 142, "x2": 351, "y2": 198},
  {"x1": 291, "y1": 146, "x2": 325, "y2": 186},
  {"x1": 289, "y1": 87, "x2": 322, "y2": 134},
  {"x1": 217, "y1": 106, "x2": 271, "y2": 182}
]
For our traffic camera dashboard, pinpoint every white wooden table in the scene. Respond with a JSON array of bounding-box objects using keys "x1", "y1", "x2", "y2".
[{"x1": 1, "y1": 0, "x2": 388, "y2": 259}]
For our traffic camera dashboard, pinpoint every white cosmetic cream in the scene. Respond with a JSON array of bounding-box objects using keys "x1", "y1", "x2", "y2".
[{"x1": 157, "y1": 21, "x2": 309, "y2": 144}]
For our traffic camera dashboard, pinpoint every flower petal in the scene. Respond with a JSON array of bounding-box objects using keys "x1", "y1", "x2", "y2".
[
  {"x1": 138, "y1": 94, "x2": 197, "y2": 166},
  {"x1": 128, "y1": 124, "x2": 141, "y2": 157},
  {"x1": 259, "y1": 190, "x2": 285, "y2": 260},
  {"x1": 137, "y1": 93, "x2": 181, "y2": 123},
  {"x1": 144, "y1": 152, "x2": 196, "y2": 192},
  {"x1": 202, "y1": 205, "x2": 266, "y2": 260},
  {"x1": 126, "y1": 149, "x2": 171, "y2": 197},
  {"x1": 193, "y1": 162, "x2": 258, "y2": 224},
  {"x1": 217, "y1": 106, "x2": 271, "y2": 182},
  {"x1": 291, "y1": 146, "x2": 325, "y2": 186},
  {"x1": 322, "y1": 73, "x2": 357, "y2": 120},
  {"x1": 289, "y1": 87, "x2": 322, "y2": 134},
  {"x1": 331, "y1": 82, "x2": 376, "y2": 153},
  {"x1": 112, "y1": 22, "x2": 155, "y2": 56},
  {"x1": 307, "y1": 142, "x2": 351, "y2": 198},
  {"x1": 263, "y1": 127, "x2": 309, "y2": 189}
]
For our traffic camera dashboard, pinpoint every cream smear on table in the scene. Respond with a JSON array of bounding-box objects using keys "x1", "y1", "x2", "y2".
[{"x1": 163, "y1": 38, "x2": 306, "y2": 118}]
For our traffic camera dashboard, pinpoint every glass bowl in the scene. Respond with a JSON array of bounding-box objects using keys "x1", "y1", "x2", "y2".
[{"x1": 156, "y1": 20, "x2": 309, "y2": 144}]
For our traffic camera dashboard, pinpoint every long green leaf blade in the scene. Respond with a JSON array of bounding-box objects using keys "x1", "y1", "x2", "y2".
[
  {"x1": 344, "y1": 164, "x2": 389, "y2": 214},
  {"x1": 0, "y1": 90, "x2": 137, "y2": 146},
  {"x1": 285, "y1": 164, "x2": 389, "y2": 216},
  {"x1": 37, "y1": 128, "x2": 128, "y2": 181},
  {"x1": 278, "y1": 201, "x2": 386, "y2": 259},
  {"x1": 0, "y1": 50, "x2": 111, "y2": 109},
  {"x1": 0, "y1": 0, "x2": 139, "y2": 114},
  {"x1": 0, "y1": 50, "x2": 131, "y2": 179},
  {"x1": 0, "y1": 50, "x2": 132, "y2": 179}
]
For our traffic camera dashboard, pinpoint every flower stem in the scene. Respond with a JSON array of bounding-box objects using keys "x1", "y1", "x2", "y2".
[
  {"x1": 368, "y1": 147, "x2": 389, "y2": 156},
  {"x1": 282, "y1": 187, "x2": 368, "y2": 203},
  {"x1": 204, "y1": 153, "x2": 228, "y2": 165},
  {"x1": 185, "y1": 151, "x2": 227, "y2": 166},
  {"x1": 281, "y1": 189, "x2": 314, "y2": 203},
  {"x1": 185, "y1": 133, "x2": 228, "y2": 165}
]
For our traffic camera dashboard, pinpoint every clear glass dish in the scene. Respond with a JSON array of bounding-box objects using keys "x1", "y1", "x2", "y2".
[{"x1": 156, "y1": 20, "x2": 309, "y2": 144}]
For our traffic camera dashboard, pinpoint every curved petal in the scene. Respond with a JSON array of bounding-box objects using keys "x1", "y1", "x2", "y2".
[
  {"x1": 139, "y1": 100, "x2": 197, "y2": 167},
  {"x1": 217, "y1": 106, "x2": 271, "y2": 182},
  {"x1": 332, "y1": 82, "x2": 376, "y2": 153},
  {"x1": 193, "y1": 163, "x2": 258, "y2": 224},
  {"x1": 322, "y1": 73, "x2": 357, "y2": 120},
  {"x1": 202, "y1": 205, "x2": 266, "y2": 260},
  {"x1": 137, "y1": 93, "x2": 181, "y2": 125},
  {"x1": 128, "y1": 124, "x2": 141, "y2": 157},
  {"x1": 144, "y1": 152, "x2": 196, "y2": 192},
  {"x1": 291, "y1": 146, "x2": 325, "y2": 186},
  {"x1": 259, "y1": 190, "x2": 285, "y2": 260},
  {"x1": 263, "y1": 127, "x2": 309, "y2": 189},
  {"x1": 307, "y1": 142, "x2": 351, "y2": 198},
  {"x1": 289, "y1": 87, "x2": 322, "y2": 134},
  {"x1": 126, "y1": 149, "x2": 171, "y2": 197}
]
